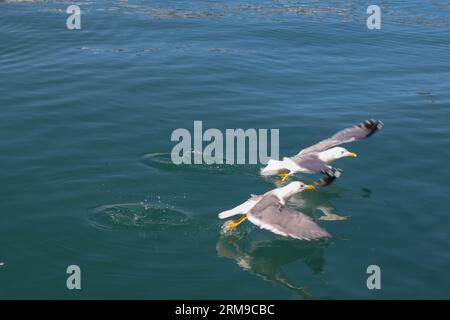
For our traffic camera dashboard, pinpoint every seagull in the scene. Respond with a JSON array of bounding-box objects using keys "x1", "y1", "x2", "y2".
[
  {"x1": 218, "y1": 181, "x2": 332, "y2": 240},
  {"x1": 260, "y1": 119, "x2": 383, "y2": 185}
]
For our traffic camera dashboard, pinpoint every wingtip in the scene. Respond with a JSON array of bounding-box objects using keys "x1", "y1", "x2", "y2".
[
  {"x1": 360, "y1": 119, "x2": 383, "y2": 138},
  {"x1": 377, "y1": 120, "x2": 384, "y2": 129},
  {"x1": 365, "y1": 119, "x2": 383, "y2": 129}
]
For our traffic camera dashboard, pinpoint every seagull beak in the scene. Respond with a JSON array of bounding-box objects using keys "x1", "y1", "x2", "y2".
[
  {"x1": 347, "y1": 152, "x2": 357, "y2": 158},
  {"x1": 305, "y1": 185, "x2": 316, "y2": 190}
]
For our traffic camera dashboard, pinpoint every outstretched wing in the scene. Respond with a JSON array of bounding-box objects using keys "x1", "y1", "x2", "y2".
[
  {"x1": 291, "y1": 154, "x2": 330, "y2": 173},
  {"x1": 248, "y1": 195, "x2": 332, "y2": 240},
  {"x1": 296, "y1": 119, "x2": 383, "y2": 156},
  {"x1": 290, "y1": 154, "x2": 343, "y2": 184}
]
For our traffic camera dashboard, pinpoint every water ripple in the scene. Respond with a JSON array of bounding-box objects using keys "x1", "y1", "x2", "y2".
[
  {"x1": 88, "y1": 202, "x2": 190, "y2": 230},
  {"x1": 141, "y1": 152, "x2": 258, "y2": 176}
]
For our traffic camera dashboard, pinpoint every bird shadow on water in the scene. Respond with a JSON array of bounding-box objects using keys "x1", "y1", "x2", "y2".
[
  {"x1": 289, "y1": 191, "x2": 349, "y2": 222},
  {"x1": 216, "y1": 233, "x2": 332, "y2": 299}
]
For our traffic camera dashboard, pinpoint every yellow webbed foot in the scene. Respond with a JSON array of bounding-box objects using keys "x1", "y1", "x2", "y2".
[
  {"x1": 276, "y1": 169, "x2": 290, "y2": 182},
  {"x1": 223, "y1": 215, "x2": 247, "y2": 233}
]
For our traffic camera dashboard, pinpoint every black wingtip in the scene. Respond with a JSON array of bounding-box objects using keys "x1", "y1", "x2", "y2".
[
  {"x1": 362, "y1": 119, "x2": 383, "y2": 137},
  {"x1": 315, "y1": 168, "x2": 343, "y2": 187}
]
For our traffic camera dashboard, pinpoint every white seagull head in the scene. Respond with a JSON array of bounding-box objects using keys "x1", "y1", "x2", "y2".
[
  {"x1": 276, "y1": 181, "x2": 316, "y2": 200},
  {"x1": 319, "y1": 147, "x2": 357, "y2": 163}
]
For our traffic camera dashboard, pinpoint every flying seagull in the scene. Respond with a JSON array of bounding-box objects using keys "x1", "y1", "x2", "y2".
[
  {"x1": 218, "y1": 181, "x2": 332, "y2": 240},
  {"x1": 261, "y1": 119, "x2": 383, "y2": 185}
]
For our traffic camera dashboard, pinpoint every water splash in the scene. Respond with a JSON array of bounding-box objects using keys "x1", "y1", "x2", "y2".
[{"x1": 88, "y1": 202, "x2": 190, "y2": 230}]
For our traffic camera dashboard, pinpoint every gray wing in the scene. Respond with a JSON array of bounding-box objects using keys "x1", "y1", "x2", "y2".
[
  {"x1": 291, "y1": 154, "x2": 329, "y2": 173},
  {"x1": 291, "y1": 154, "x2": 342, "y2": 179},
  {"x1": 296, "y1": 119, "x2": 383, "y2": 156},
  {"x1": 248, "y1": 196, "x2": 332, "y2": 240}
]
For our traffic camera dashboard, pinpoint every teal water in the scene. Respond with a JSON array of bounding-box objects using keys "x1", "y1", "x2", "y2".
[{"x1": 1, "y1": 0, "x2": 450, "y2": 299}]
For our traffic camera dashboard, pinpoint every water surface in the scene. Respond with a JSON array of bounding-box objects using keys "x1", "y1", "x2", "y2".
[{"x1": 1, "y1": 0, "x2": 450, "y2": 299}]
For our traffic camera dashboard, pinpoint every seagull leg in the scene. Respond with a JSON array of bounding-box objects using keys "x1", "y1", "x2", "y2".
[
  {"x1": 225, "y1": 214, "x2": 247, "y2": 230},
  {"x1": 276, "y1": 169, "x2": 290, "y2": 182}
]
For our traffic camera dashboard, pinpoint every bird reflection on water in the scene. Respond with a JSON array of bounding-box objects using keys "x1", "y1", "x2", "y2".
[{"x1": 216, "y1": 234, "x2": 332, "y2": 299}]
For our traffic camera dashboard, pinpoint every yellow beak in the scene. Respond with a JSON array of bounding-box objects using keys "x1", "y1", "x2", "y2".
[
  {"x1": 347, "y1": 152, "x2": 357, "y2": 158},
  {"x1": 305, "y1": 185, "x2": 316, "y2": 190}
]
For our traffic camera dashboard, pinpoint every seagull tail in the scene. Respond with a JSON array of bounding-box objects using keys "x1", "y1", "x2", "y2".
[
  {"x1": 218, "y1": 199, "x2": 257, "y2": 219},
  {"x1": 260, "y1": 159, "x2": 286, "y2": 176},
  {"x1": 218, "y1": 209, "x2": 242, "y2": 219}
]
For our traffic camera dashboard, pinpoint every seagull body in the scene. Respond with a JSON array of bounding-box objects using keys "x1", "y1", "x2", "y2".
[
  {"x1": 261, "y1": 119, "x2": 383, "y2": 185},
  {"x1": 218, "y1": 182, "x2": 332, "y2": 240}
]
